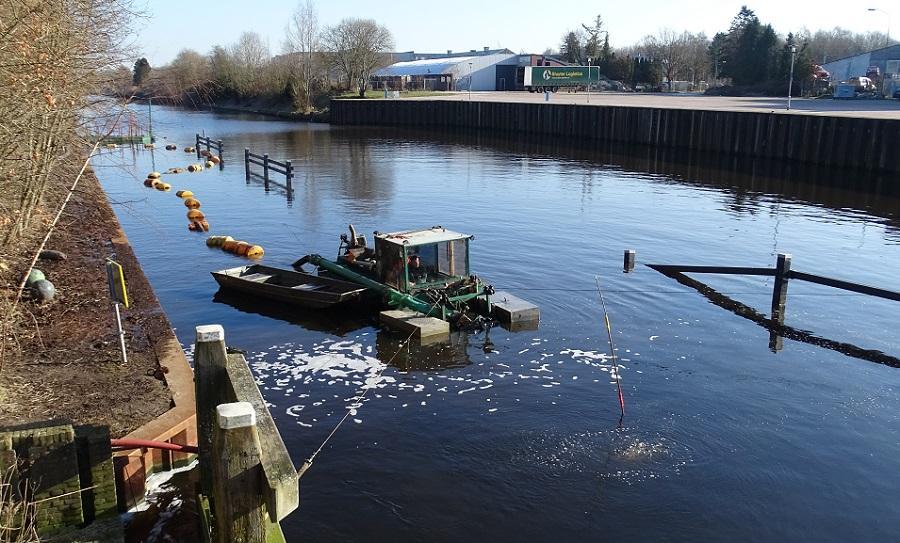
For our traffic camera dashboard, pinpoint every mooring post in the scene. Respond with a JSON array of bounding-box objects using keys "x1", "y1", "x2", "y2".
[
  {"x1": 244, "y1": 148, "x2": 250, "y2": 181},
  {"x1": 196, "y1": 134, "x2": 201, "y2": 160},
  {"x1": 217, "y1": 140, "x2": 224, "y2": 169},
  {"x1": 285, "y1": 160, "x2": 293, "y2": 193},
  {"x1": 263, "y1": 154, "x2": 270, "y2": 188},
  {"x1": 624, "y1": 249, "x2": 636, "y2": 273},
  {"x1": 211, "y1": 402, "x2": 267, "y2": 543},
  {"x1": 194, "y1": 324, "x2": 229, "y2": 498},
  {"x1": 769, "y1": 253, "x2": 792, "y2": 352}
]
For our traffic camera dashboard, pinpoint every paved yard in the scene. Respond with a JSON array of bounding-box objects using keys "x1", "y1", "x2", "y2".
[{"x1": 408, "y1": 91, "x2": 900, "y2": 119}]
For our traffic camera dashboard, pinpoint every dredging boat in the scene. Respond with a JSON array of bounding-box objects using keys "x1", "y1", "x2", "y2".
[{"x1": 292, "y1": 225, "x2": 539, "y2": 330}]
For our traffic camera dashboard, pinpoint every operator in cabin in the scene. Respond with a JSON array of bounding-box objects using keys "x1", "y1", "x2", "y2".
[{"x1": 408, "y1": 253, "x2": 427, "y2": 283}]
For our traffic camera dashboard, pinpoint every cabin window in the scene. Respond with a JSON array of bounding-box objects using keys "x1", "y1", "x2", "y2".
[
  {"x1": 377, "y1": 243, "x2": 404, "y2": 289},
  {"x1": 436, "y1": 239, "x2": 468, "y2": 276}
]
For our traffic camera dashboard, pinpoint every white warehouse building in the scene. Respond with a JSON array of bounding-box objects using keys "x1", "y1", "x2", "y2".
[{"x1": 372, "y1": 53, "x2": 519, "y2": 92}]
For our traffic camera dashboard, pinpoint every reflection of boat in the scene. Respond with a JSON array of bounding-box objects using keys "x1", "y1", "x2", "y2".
[
  {"x1": 211, "y1": 289, "x2": 372, "y2": 335},
  {"x1": 294, "y1": 225, "x2": 539, "y2": 329},
  {"x1": 211, "y1": 264, "x2": 369, "y2": 309}
]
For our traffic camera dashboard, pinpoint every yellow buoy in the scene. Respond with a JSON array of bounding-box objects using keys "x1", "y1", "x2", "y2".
[
  {"x1": 205, "y1": 161, "x2": 214, "y2": 168},
  {"x1": 155, "y1": 182, "x2": 171, "y2": 191},
  {"x1": 187, "y1": 209, "x2": 205, "y2": 221},
  {"x1": 175, "y1": 190, "x2": 193, "y2": 198},
  {"x1": 183, "y1": 197, "x2": 201, "y2": 209},
  {"x1": 246, "y1": 245, "x2": 265, "y2": 258},
  {"x1": 184, "y1": 146, "x2": 196, "y2": 153},
  {"x1": 148, "y1": 171, "x2": 161, "y2": 179}
]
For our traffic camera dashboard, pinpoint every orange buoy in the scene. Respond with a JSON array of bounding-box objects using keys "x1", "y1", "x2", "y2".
[
  {"x1": 200, "y1": 150, "x2": 210, "y2": 157},
  {"x1": 234, "y1": 242, "x2": 251, "y2": 256},
  {"x1": 183, "y1": 197, "x2": 201, "y2": 209},
  {"x1": 187, "y1": 209, "x2": 205, "y2": 221},
  {"x1": 143, "y1": 179, "x2": 154, "y2": 187},
  {"x1": 155, "y1": 182, "x2": 171, "y2": 191},
  {"x1": 246, "y1": 245, "x2": 264, "y2": 258},
  {"x1": 222, "y1": 240, "x2": 238, "y2": 253},
  {"x1": 210, "y1": 156, "x2": 221, "y2": 164}
]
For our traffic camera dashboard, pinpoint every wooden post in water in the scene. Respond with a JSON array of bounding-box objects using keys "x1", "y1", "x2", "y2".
[
  {"x1": 624, "y1": 249, "x2": 636, "y2": 273},
  {"x1": 263, "y1": 154, "x2": 270, "y2": 189},
  {"x1": 195, "y1": 134, "x2": 201, "y2": 160},
  {"x1": 194, "y1": 324, "x2": 229, "y2": 497},
  {"x1": 769, "y1": 253, "x2": 792, "y2": 352},
  {"x1": 211, "y1": 402, "x2": 267, "y2": 543},
  {"x1": 285, "y1": 160, "x2": 293, "y2": 194},
  {"x1": 244, "y1": 149, "x2": 250, "y2": 181},
  {"x1": 217, "y1": 140, "x2": 224, "y2": 170}
]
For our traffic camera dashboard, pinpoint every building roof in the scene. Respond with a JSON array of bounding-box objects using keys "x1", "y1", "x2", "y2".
[
  {"x1": 374, "y1": 56, "x2": 479, "y2": 77},
  {"x1": 821, "y1": 43, "x2": 900, "y2": 67},
  {"x1": 376, "y1": 227, "x2": 472, "y2": 246}
]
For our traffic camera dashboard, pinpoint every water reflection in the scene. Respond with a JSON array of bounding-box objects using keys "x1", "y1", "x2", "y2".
[
  {"x1": 650, "y1": 266, "x2": 900, "y2": 367},
  {"x1": 333, "y1": 126, "x2": 900, "y2": 234}
]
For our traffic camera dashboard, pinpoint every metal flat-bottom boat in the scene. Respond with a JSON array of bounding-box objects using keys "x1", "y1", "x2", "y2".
[{"x1": 211, "y1": 264, "x2": 369, "y2": 309}]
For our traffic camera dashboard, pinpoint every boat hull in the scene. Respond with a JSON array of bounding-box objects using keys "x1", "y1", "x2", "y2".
[{"x1": 212, "y1": 264, "x2": 369, "y2": 309}]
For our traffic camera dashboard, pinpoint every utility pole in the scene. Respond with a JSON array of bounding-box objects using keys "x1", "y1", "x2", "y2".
[{"x1": 787, "y1": 45, "x2": 797, "y2": 110}]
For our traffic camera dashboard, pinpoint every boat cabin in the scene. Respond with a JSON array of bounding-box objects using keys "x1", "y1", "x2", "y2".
[{"x1": 373, "y1": 227, "x2": 471, "y2": 293}]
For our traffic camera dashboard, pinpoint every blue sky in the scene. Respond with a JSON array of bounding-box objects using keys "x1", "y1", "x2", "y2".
[{"x1": 135, "y1": 0, "x2": 893, "y2": 65}]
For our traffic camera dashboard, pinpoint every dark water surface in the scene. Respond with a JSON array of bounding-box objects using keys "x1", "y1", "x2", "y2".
[{"x1": 95, "y1": 106, "x2": 900, "y2": 542}]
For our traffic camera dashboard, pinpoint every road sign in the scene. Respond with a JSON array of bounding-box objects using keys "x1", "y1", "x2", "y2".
[{"x1": 106, "y1": 259, "x2": 129, "y2": 308}]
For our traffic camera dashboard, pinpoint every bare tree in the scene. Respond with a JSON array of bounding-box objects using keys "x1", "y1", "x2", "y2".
[
  {"x1": 230, "y1": 31, "x2": 271, "y2": 97},
  {"x1": 322, "y1": 18, "x2": 394, "y2": 97},
  {"x1": 285, "y1": 0, "x2": 320, "y2": 111},
  {"x1": 642, "y1": 29, "x2": 695, "y2": 90}
]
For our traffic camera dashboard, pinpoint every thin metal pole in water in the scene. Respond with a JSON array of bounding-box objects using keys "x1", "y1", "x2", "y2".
[
  {"x1": 595, "y1": 277, "x2": 625, "y2": 417},
  {"x1": 113, "y1": 302, "x2": 128, "y2": 364}
]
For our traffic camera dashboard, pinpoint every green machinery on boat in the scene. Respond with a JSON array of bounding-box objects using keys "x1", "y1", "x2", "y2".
[{"x1": 293, "y1": 225, "x2": 495, "y2": 326}]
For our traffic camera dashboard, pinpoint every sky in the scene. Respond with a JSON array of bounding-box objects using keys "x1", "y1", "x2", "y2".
[{"x1": 134, "y1": 0, "x2": 894, "y2": 66}]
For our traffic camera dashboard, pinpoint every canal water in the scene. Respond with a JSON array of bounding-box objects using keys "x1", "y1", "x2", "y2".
[{"x1": 95, "y1": 105, "x2": 900, "y2": 541}]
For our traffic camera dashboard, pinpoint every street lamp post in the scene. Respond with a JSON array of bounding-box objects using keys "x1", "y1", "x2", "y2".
[
  {"x1": 867, "y1": 8, "x2": 892, "y2": 43},
  {"x1": 787, "y1": 44, "x2": 797, "y2": 110},
  {"x1": 587, "y1": 57, "x2": 592, "y2": 103},
  {"x1": 468, "y1": 62, "x2": 473, "y2": 101}
]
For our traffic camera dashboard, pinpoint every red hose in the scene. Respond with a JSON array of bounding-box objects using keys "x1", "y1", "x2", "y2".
[{"x1": 111, "y1": 438, "x2": 198, "y2": 454}]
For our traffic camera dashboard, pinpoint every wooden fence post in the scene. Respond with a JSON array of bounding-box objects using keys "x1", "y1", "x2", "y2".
[
  {"x1": 196, "y1": 134, "x2": 201, "y2": 160},
  {"x1": 217, "y1": 140, "x2": 224, "y2": 169},
  {"x1": 769, "y1": 253, "x2": 792, "y2": 352},
  {"x1": 211, "y1": 402, "x2": 267, "y2": 543},
  {"x1": 263, "y1": 154, "x2": 270, "y2": 188},
  {"x1": 194, "y1": 324, "x2": 229, "y2": 498},
  {"x1": 285, "y1": 160, "x2": 293, "y2": 193},
  {"x1": 244, "y1": 149, "x2": 250, "y2": 181},
  {"x1": 624, "y1": 249, "x2": 636, "y2": 273}
]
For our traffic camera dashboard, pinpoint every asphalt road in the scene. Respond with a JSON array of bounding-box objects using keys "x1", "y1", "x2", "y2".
[{"x1": 409, "y1": 91, "x2": 900, "y2": 119}]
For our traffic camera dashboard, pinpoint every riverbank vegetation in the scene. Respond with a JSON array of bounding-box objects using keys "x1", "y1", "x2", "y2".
[
  {"x1": 1, "y1": 0, "x2": 140, "y2": 356},
  {"x1": 129, "y1": 1, "x2": 394, "y2": 114}
]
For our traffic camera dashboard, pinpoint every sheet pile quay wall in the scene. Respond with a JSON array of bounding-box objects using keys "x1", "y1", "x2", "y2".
[{"x1": 330, "y1": 99, "x2": 900, "y2": 173}]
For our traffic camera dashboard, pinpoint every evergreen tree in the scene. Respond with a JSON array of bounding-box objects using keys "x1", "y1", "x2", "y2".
[
  {"x1": 132, "y1": 57, "x2": 151, "y2": 87},
  {"x1": 561, "y1": 31, "x2": 583, "y2": 64}
]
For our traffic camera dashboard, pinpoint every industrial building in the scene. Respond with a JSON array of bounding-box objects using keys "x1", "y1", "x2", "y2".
[
  {"x1": 372, "y1": 49, "x2": 568, "y2": 92},
  {"x1": 821, "y1": 44, "x2": 900, "y2": 82}
]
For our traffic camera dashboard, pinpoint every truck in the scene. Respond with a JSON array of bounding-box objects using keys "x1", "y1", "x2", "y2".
[{"x1": 523, "y1": 66, "x2": 602, "y2": 93}]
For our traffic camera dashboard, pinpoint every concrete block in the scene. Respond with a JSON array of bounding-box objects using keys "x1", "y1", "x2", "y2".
[
  {"x1": 474, "y1": 291, "x2": 540, "y2": 325},
  {"x1": 217, "y1": 402, "x2": 256, "y2": 429},
  {"x1": 379, "y1": 309, "x2": 450, "y2": 344}
]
